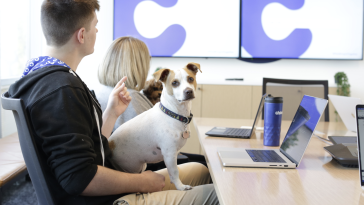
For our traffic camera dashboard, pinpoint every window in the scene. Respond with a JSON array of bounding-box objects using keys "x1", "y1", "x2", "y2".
[{"x1": 0, "y1": 0, "x2": 31, "y2": 80}]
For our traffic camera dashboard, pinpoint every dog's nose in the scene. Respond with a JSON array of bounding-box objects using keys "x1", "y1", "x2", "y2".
[
  {"x1": 184, "y1": 88, "x2": 193, "y2": 96},
  {"x1": 158, "y1": 93, "x2": 161, "y2": 97}
]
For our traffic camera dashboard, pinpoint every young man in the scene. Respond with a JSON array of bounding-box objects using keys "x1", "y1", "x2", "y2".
[{"x1": 8, "y1": 0, "x2": 218, "y2": 204}]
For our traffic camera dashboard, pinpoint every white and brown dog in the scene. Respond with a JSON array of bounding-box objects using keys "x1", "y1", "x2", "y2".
[{"x1": 109, "y1": 62, "x2": 202, "y2": 190}]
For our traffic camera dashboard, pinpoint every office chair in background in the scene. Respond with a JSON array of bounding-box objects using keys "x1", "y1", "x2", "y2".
[
  {"x1": 1, "y1": 92, "x2": 56, "y2": 205},
  {"x1": 262, "y1": 78, "x2": 329, "y2": 122}
]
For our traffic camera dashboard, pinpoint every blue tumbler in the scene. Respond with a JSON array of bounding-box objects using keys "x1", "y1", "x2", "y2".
[{"x1": 264, "y1": 96, "x2": 283, "y2": 146}]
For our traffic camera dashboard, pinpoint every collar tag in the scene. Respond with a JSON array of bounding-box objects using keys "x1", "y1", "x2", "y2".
[{"x1": 182, "y1": 131, "x2": 190, "y2": 139}]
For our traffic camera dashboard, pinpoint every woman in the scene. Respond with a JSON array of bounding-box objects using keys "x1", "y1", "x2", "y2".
[{"x1": 95, "y1": 36, "x2": 153, "y2": 131}]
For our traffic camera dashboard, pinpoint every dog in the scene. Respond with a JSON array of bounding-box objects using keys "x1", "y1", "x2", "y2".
[
  {"x1": 108, "y1": 62, "x2": 201, "y2": 190},
  {"x1": 142, "y1": 79, "x2": 163, "y2": 105}
]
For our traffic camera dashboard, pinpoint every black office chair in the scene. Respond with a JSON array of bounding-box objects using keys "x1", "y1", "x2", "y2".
[
  {"x1": 262, "y1": 78, "x2": 329, "y2": 122},
  {"x1": 1, "y1": 92, "x2": 56, "y2": 205}
]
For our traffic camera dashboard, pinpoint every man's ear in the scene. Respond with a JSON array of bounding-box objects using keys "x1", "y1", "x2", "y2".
[
  {"x1": 77, "y1": 28, "x2": 86, "y2": 44},
  {"x1": 186, "y1": 63, "x2": 202, "y2": 74},
  {"x1": 153, "y1": 68, "x2": 170, "y2": 83}
]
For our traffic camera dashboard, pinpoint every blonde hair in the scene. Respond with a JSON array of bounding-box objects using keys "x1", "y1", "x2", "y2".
[{"x1": 98, "y1": 36, "x2": 151, "y2": 91}]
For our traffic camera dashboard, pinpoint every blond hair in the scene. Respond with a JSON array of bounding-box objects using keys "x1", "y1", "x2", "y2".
[{"x1": 98, "y1": 36, "x2": 150, "y2": 91}]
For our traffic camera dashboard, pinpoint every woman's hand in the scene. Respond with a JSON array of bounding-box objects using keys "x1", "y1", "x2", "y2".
[
  {"x1": 106, "y1": 76, "x2": 132, "y2": 118},
  {"x1": 102, "y1": 77, "x2": 132, "y2": 138}
]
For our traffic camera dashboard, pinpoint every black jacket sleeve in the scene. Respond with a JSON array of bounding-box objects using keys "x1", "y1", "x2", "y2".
[{"x1": 29, "y1": 85, "x2": 99, "y2": 195}]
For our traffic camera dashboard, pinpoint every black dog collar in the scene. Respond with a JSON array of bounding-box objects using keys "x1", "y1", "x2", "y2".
[{"x1": 159, "y1": 103, "x2": 193, "y2": 124}]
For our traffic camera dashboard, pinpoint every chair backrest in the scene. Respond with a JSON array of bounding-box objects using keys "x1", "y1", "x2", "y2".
[
  {"x1": 262, "y1": 78, "x2": 329, "y2": 122},
  {"x1": 1, "y1": 92, "x2": 56, "y2": 205}
]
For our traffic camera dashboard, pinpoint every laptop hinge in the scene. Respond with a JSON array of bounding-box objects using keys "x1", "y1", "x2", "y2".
[{"x1": 280, "y1": 149, "x2": 299, "y2": 166}]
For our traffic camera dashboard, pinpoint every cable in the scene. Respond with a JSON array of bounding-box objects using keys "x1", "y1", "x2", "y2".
[
  {"x1": 313, "y1": 133, "x2": 333, "y2": 145},
  {"x1": 314, "y1": 134, "x2": 331, "y2": 142}
]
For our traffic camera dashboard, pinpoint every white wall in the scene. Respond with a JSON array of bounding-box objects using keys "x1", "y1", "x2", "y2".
[{"x1": 79, "y1": 0, "x2": 364, "y2": 101}]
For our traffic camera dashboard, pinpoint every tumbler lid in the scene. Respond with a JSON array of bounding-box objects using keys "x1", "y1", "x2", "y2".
[{"x1": 265, "y1": 96, "x2": 283, "y2": 103}]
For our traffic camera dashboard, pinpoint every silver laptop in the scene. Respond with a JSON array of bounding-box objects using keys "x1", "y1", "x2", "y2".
[
  {"x1": 328, "y1": 94, "x2": 362, "y2": 132},
  {"x1": 205, "y1": 93, "x2": 268, "y2": 139},
  {"x1": 217, "y1": 95, "x2": 328, "y2": 169},
  {"x1": 355, "y1": 105, "x2": 364, "y2": 189}
]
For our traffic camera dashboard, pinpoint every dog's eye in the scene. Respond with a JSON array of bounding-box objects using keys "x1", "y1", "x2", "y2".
[
  {"x1": 188, "y1": 77, "x2": 194, "y2": 82},
  {"x1": 172, "y1": 81, "x2": 180, "y2": 87}
]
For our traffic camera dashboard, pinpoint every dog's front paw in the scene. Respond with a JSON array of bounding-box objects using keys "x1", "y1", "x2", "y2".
[{"x1": 176, "y1": 184, "x2": 192, "y2": 191}]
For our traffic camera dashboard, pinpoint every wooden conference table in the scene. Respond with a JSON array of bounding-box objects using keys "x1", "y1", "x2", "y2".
[{"x1": 193, "y1": 118, "x2": 364, "y2": 205}]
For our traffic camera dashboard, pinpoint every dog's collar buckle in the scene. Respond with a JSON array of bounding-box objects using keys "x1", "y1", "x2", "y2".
[{"x1": 159, "y1": 103, "x2": 193, "y2": 124}]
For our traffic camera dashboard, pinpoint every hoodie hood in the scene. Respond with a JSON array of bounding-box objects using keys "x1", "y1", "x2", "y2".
[
  {"x1": 9, "y1": 65, "x2": 73, "y2": 99},
  {"x1": 22, "y1": 56, "x2": 70, "y2": 78},
  {"x1": 8, "y1": 56, "x2": 72, "y2": 98}
]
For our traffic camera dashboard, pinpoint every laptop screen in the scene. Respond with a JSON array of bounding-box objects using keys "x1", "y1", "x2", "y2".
[
  {"x1": 280, "y1": 95, "x2": 328, "y2": 165},
  {"x1": 328, "y1": 94, "x2": 362, "y2": 132},
  {"x1": 250, "y1": 93, "x2": 268, "y2": 131},
  {"x1": 356, "y1": 107, "x2": 364, "y2": 185}
]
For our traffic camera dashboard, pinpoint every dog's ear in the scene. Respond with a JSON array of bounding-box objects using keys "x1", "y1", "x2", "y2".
[
  {"x1": 142, "y1": 79, "x2": 153, "y2": 96},
  {"x1": 153, "y1": 68, "x2": 170, "y2": 83},
  {"x1": 186, "y1": 63, "x2": 202, "y2": 74},
  {"x1": 156, "y1": 81, "x2": 163, "y2": 90}
]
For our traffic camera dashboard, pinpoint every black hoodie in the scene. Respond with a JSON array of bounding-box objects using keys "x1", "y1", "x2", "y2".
[{"x1": 9, "y1": 65, "x2": 126, "y2": 204}]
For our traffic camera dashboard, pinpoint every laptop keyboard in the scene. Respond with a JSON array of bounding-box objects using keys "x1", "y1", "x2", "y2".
[
  {"x1": 223, "y1": 128, "x2": 251, "y2": 137},
  {"x1": 246, "y1": 150, "x2": 286, "y2": 163}
]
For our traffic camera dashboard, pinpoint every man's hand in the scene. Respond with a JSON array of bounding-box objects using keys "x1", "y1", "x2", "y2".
[
  {"x1": 82, "y1": 166, "x2": 166, "y2": 196},
  {"x1": 102, "y1": 76, "x2": 132, "y2": 138},
  {"x1": 139, "y1": 170, "x2": 166, "y2": 193}
]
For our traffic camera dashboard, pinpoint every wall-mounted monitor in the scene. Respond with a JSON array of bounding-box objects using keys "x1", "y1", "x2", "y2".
[
  {"x1": 114, "y1": 0, "x2": 240, "y2": 58},
  {"x1": 114, "y1": 0, "x2": 363, "y2": 60},
  {"x1": 241, "y1": 0, "x2": 364, "y2": 60}
]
